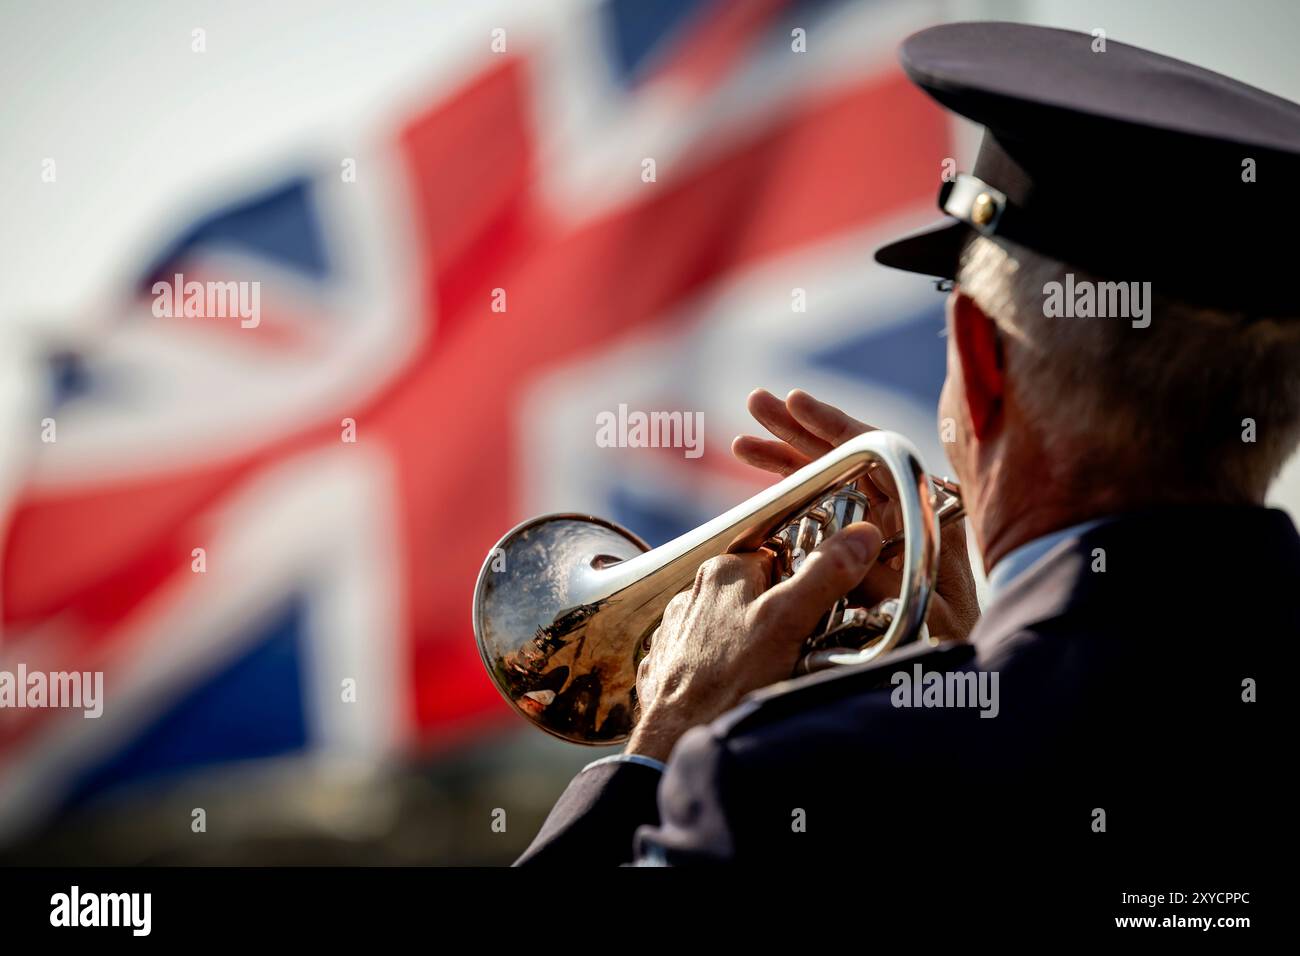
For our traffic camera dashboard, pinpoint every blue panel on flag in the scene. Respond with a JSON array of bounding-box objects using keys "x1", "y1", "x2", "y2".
[
  {"x1": 608, "y1": 484, "x2": 708, "y2": 548},
  {"x1": 63, "y1": 596, "x2": 311, "y2": 808},
  {"x1": 809, "y1": 305, "x2": 947, "y2": 407},
  {"x1": 47, "y1": 351, "x2": 95, "y2": 406},
  {"x1": 601, "y1": 0, "x2": 710, "y2": 83},
  {"x1": 141, "y1": 176, "x2": 330, "y2": 288}
]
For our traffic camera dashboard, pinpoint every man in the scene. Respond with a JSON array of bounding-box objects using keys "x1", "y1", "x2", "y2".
[{"x1": 517, "y1": 23, "x2": 1300, "y2": 868}]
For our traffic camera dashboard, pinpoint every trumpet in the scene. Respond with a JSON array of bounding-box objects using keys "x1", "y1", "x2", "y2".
[{"x1": 472, "y1": 431, "x2": 963, "y2": 745}]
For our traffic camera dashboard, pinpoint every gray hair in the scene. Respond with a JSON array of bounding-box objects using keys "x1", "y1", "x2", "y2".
[{"x1": 956, "y1": 234, "x2": 1300, "y2": 500}]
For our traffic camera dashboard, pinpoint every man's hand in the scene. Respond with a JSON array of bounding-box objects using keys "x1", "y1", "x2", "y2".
[
  {"x1": 733, "y1": 387, "x2": 980, "y2": 644},
  {"x1": 625, "y1": 523, "x2": 883, "y2": 763}
]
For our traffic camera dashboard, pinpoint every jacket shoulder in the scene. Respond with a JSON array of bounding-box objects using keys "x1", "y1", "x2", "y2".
[{"x1": 714, "y1": 638, "x2": 976, "y2": 738}]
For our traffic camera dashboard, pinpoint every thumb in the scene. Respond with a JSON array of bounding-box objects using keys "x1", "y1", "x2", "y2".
[{"x1": 757, "y1": 522, "x2": 882, "y2": 639}]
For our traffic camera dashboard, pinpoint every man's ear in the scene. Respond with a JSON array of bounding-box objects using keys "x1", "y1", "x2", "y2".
[{"x1": 950, "y1": 291, "x2": 1005, "y2": 440}]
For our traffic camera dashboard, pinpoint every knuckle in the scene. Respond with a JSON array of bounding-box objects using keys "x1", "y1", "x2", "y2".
[
  {"x1": 694, "y1": 557, "x2": 722, "y2": 585},
  {"x1": 694, "y1": 554, "x2": 743, "y2": 589}
]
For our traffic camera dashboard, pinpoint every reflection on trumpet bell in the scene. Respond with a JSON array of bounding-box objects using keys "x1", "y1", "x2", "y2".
[
  {"x1": 471, "y1": 430, "x2": 956, "y2": 745},
  {"x1": 476, "y1": 515, "x2": 650, "y2": 744}
]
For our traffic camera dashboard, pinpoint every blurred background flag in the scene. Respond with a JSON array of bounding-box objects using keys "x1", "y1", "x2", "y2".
[{"x1": 0, "y1": 0, "x2": 961, "y2": 860}]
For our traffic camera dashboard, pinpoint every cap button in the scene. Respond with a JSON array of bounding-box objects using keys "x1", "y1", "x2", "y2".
[{"x1": 971, "y1": 192, "x2": 996, "y2": 227}]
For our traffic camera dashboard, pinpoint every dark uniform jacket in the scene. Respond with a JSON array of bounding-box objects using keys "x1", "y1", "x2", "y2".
[{"x1": 516, "y1": 506, "x2": 1293, "y2": 868}]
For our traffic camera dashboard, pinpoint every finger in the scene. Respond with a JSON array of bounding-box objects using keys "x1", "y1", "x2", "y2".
[
  {"x1": 732, "y1": 434, "x2": 811, "y2": 477},
  {"x1": 784, "y1": 390, "x2": 895, "y2": 501},
  {"x1": 756, "y1": 522, "x2": 882, "y2": 639},
  {"x1": 689, "y1": 552, "x2": 773, "y2": 604},
  {"x1": 855, "y1": 464, "x2": 894, "y2": 506},
  {"x1": 785, "y1": 389, "x2": 875, "y2": 447},
  {"x1": 848, "y1": 519, "x2": 971, "y2": 603},
  {"x1": 847, "y1": 560, "x2": 969, "y2": 641},
  {"x1": 863, "y1": 463, "x2": 900, "y2": 501},
  {"x1": 736, "y1": 549, "x2": 776, "y2": 596},
  {"x1": 747, "y1": 388, "x2": 834, "y2": 459},
  {"x1": 850, "y1": 559, "x2": 903, "y2": 607}
]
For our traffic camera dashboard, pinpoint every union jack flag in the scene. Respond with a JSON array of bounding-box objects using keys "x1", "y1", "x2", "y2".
[{"x1": 0, "y1": 0, "x2": 953, "y2": 845}]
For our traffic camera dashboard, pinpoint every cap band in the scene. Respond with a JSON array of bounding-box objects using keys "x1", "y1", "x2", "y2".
[{"x1": 939, "y1": 174, "x2": 1008, "y2": 235}]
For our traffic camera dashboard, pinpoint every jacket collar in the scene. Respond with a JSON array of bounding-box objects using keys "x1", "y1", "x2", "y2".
[{"x1": 970, "y1": 504, "x2": 1300, "y2": 656}]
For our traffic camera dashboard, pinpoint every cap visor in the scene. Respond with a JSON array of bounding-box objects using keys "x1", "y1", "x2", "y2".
[{"x1": 873, "y1": 220, "x2": 969, "y2": 279}]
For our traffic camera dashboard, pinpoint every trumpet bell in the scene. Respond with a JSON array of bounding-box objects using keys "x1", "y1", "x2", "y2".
[{"x1": 472, "y1": 514, "x2": 652, "y2": 744}]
